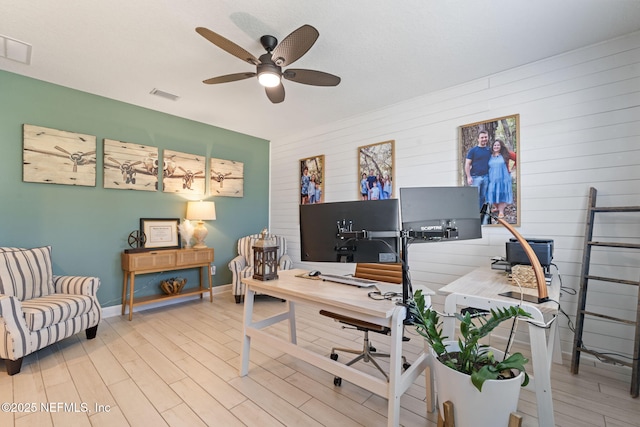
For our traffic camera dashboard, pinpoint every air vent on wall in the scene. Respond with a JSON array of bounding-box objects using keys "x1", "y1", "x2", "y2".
[
  {"x1": 150, "y1": 88, "x2": 180, "y2": 101},
  {"x1": 0, "y1": 34, "x2": 32, "y2": 64}
]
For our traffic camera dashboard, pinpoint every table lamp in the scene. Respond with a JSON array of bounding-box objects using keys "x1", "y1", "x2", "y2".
[
  {"x1": 481, "y1": 204, "x2": 549, "y2": 303},
  {"x1": 186, "y1": 200, "x2": 216, "y2": 249}
]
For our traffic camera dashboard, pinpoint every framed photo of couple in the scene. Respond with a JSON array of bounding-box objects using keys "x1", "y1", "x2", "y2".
[{"x1": 459, "y1": 114, "x2": 520, "y2": 226}]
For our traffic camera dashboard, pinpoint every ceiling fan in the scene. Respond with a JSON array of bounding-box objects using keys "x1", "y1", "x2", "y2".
[{"x1": 195, "y1": 25, "x2": 341, "y2": 104}]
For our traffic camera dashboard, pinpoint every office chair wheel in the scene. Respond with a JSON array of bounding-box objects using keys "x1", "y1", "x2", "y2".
[
  {"x1": 334, "y1": 376, "x2": 342, "y2": 386},
  {"x1": 369, "y1": 346, "x2": 376, "y2": 352},
  {"x1": 403, "y1": 362, "x2": 411, "y2": 370},
  {"x1": 330, "y1": 353, "x2": 338, "y2": 361}
]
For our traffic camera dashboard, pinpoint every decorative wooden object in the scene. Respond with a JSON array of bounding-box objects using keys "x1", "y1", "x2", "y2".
[
  {"x1": 436, "y1": 401, "x2": 523, "y2": 427},
  {"x1": 495, "y1": 216, "x2": 548, "y2": 302}
]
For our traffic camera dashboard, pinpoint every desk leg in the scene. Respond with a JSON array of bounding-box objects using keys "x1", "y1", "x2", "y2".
[
  {"x1": 128, "y1": 273, "x2": 135, "y2": 321},
  {"x1": 529, "y1": 322, "x2": 555, "y2": 426},
  {"x1": 550, "y1": 316, "x2": 563, "y2": 365},
  {"x1": 240, "y1": 287, "x2": 255, "y2": 376},
  {"x1": 286, "y1": 301, "x2": 297, "y2": 345},
  {"x1": 387, "y1": 308, "x2": 404, "y2": 427}
]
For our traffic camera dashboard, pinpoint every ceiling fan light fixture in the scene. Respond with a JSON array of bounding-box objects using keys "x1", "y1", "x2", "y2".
[{"x1": 258, "y1": 70, "x2": 281, "y2": 88}]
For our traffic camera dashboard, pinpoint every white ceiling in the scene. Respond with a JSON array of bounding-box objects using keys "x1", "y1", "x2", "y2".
[{"x1": 2, "y1": 0, "x2": 640, "y2": 140}]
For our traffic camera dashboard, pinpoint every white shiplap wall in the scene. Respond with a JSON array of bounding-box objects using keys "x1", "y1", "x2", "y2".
[{"x1": 269, "y1": 32, "x2": 640, "y2": 360}]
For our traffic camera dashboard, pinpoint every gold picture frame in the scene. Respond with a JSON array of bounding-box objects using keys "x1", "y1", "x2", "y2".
[
  {"x1": 358, "y1": 140, "x2": 395, "y2": 201},
  {"x1": 300, "y1": 154, "x2": 324, "y2": 204},
  {"x1": 459, "y1": 114, "x2": 520, "y2": 226}
]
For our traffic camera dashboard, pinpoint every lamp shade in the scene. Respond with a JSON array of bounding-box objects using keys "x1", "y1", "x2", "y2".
[{"x1": 186, "y1": 201, "x2": 216, "y2": 221}]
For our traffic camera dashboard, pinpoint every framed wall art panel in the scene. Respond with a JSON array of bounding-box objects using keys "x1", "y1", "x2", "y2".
[
  {"x1": 23, "y1": 124, "x2": 97, "y2": 187},
  {"x1": 300, "y1": 155, "x2": 324, "y2": 204},
  {"x1": 103, "y1": 139, "x2": 159, "y2": 191},
  {"x1": 210, "y1": 157, "x2": 244, "y2": 197},
  {"x1": 358, "y1": 140, "x2": 394, "y2": 201},
  {"x1": 162, "y1": 150, "x2": 206, "y2": 194},
  {"x1": 459, "y1": 114, "x2": 520, "y2": 226}
]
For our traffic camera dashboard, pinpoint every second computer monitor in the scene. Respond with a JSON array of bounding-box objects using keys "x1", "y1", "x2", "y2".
[{"x1": 399, "y1": 186, "x2": 482, "y2": 242}]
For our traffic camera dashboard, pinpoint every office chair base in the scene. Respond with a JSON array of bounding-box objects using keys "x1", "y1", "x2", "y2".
[{"x1": 329, "y1": 332, "x2": 409, "y2": 386}]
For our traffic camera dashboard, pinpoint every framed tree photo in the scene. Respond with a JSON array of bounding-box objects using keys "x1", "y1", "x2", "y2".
[
  {"x1": 300, "y1": 155, "x2": 324, "y2": 204},
  {"x1": 459, "y1": 114, "x2": 520, "y2": 226},
  {"x1": 358, "y1": 140, "x2": 394, "y2": 201}
]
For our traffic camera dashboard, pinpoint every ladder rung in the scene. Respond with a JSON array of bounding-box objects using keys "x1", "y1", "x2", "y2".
[
  {"x1": 580, "y1": 310, "x2": 636, "y2": 324},
  {"x1": 576, "y1": 347, "x2": 633, "y2": 368},
  {"x1": 585, "y1": 275, "x2": 640, "y2": 287},
  {"x1": 591, "y1": 206, "x2": 640, "y2": 213},
  {"x1": 588, "y1": 241, "x2": 640, "y2": 250}
]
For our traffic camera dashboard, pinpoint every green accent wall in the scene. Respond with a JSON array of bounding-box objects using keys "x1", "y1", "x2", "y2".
[{"x1": 0, "y1": 70, "x2": 269, "y2": 308}]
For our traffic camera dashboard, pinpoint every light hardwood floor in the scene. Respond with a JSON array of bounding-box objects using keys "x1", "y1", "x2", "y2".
[{"x1": 1, "y1": 295, "x2": 638, "y2": 427}]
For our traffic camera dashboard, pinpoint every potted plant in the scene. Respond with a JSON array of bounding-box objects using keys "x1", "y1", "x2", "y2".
[{"x1": 409, "y1": 289, "x2": 533, "y2": 426}]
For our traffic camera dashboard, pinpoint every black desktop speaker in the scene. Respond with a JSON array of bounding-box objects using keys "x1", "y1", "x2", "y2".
[{"x1": 505, "y1": 238, "x2": 553, "y2": 267}]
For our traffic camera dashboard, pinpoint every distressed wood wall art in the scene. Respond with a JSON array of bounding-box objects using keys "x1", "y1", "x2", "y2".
[
  {"x1": 210, "y1": 157, "x2": 244, "y2": 197},
  {"x1": 103, "y1": 139, "x2": 159, "y2": 191},
  {"x1": 23, "y1": 124, "x2": 97, "y2": 186},
  {"x1": 162, "y1": 150, "x2": 206, "y2": 194}
]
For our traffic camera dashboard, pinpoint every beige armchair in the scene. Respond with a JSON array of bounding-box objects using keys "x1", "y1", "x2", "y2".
[
  {"x1": 0, "y1": 246, "x2": 101, "y2": 375},
  {"x1": 228, "y1": 234, "x2": 293, "y2": 303}
]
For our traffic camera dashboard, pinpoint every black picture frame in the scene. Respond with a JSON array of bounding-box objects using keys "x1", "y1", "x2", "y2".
[{"x1": 140, "y1": 218, "x2": 181, "y2": 249}]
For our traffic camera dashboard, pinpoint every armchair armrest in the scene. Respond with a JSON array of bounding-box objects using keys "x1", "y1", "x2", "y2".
[
  {"x1": 228, "y1": 255, "x2": 248, "y2": 272},
  {"x1": 279, "y1": 254, "x2": 293, "y2": 270},
  {"x1": 53, "y1": 275, "x2": 101, "y2": 297},
  {"x1": 0, "y1": 294, "x2": 31, "y2": 360}
]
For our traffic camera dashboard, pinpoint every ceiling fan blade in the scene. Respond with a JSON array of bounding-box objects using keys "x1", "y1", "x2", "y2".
[
  {"x1": 283, "y1": 69, "x2": 341, "y2": 86},
  {"x1": 270, "y1": 25, "x2": 319, "y2": 67},
  {"x1": 265, "y1": 84, "x2": 285, "y2": 104},
  {"x1": 196, "y1": 27, "x2": 260, "y2": 65},
  {"x1": 203, "y1": 72, "x2": 256, "y2": 85}
]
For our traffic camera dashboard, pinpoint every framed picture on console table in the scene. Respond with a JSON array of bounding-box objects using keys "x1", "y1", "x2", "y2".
[
  {"x1": 140, "y1": 218, "x2": 181, "y2": 249},
  {"x1": 459, "y1": 114, "x2": 520, "y2": 226},
  {"x1": 358, "y1": 140, "x2": 394, "y2": 201}
]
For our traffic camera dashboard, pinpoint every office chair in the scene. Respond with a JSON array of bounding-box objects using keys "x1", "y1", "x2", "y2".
[{"x1": 321, "y1": 263, "x2": 412, "y2": 386}]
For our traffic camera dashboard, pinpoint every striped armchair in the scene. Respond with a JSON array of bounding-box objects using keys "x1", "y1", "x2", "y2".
[
  {"x1": 228, "y1": 234, "x2": 293, "y2": 303},
  {"x1": 0, "y1": 246, "x2": 101, "y2": 375}
]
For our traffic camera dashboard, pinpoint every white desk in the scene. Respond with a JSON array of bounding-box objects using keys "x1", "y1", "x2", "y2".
[
  {"x1": 438, "y1": 266, "x2": 561, "y2": 427},
  {"x1": 240, "y1": 269, "x2": 429, "y2": 427}
]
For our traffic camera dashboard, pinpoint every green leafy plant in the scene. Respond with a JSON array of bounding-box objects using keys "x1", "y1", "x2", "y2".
[{"x1": 409, "y1": 289, "x2": 532, "y2": 391}]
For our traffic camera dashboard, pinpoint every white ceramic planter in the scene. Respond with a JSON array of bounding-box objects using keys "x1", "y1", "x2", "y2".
[{"x1": 430, "y1": 341, "x2": 524, "y2": 427}]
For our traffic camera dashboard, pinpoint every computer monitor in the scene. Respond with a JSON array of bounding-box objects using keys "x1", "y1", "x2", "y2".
[
  {"x1": 299, "y1": 199, "x2": 400, "y2": 263},
  {"x1": 399, "y1": 186, "x2": 482, "y2": 242}
]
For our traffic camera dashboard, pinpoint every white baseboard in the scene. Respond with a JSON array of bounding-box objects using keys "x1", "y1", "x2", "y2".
[{"x1": 101, "y1": 284, "x2": 232, "y2": 318}]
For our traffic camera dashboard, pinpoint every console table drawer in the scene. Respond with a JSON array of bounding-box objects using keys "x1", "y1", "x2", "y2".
[
  {"x1": 122, "y1": 251, "x2": 177, "y2": 271},
  {"x1": 177, "y1": 249, "x2": 214, "y2": 266}
]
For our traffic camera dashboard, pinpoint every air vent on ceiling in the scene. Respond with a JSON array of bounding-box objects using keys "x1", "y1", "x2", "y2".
[
  {"x1": 0, "y1": 34, "x2": 32, "y2": 64},
  {"x1": 150, "y1": 88, "x2": 180, "y2": 101}
]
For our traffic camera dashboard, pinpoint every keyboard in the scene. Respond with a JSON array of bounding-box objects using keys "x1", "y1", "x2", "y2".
[{"x1": 319, "y1": 274, "x2": 379, "y2": 288}]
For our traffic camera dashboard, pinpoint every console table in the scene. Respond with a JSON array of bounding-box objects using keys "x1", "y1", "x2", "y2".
[{"x1": 121, "y1": 248, "x2": 214, "y2": 320}]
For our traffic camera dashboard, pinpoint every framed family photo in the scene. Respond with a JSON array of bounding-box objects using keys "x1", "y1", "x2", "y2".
[
  {"x1": 300, "y1": 155, "x2": 324, "y2": 204},
  {"x1": 358, "y1": 140, "x2": 394, "y2": 201},
  {"x1": 459, "y1": 114, "x2": 520, "y2": 226}
]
